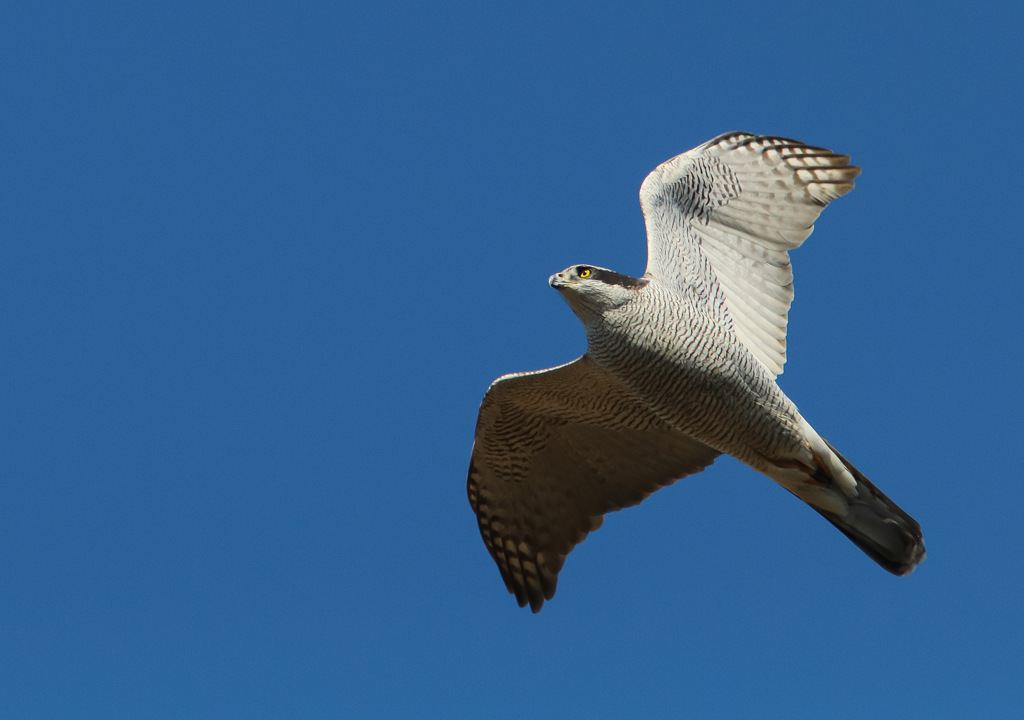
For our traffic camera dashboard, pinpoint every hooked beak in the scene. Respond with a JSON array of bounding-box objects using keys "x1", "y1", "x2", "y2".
[{"x1": 548, "y1": 271, "x2": 570, "y2": 288}]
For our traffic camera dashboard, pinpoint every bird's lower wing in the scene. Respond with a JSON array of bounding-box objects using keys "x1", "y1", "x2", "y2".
[{"x1": 467, "y1": 356, "x2": 721, "y2": 612}]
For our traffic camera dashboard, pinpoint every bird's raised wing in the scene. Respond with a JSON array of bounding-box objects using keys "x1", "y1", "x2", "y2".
[
  {"x1": 467, "y1": 356, "x2": 720, "y2": 612},
  {"x1": 640, "y1": 132, "x2": 860, "y2": 377}
]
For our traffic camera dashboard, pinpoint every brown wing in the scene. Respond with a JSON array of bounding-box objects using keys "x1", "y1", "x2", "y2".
[{"x1": 467, "y1": 356, "x2": 721, "y2": 612}]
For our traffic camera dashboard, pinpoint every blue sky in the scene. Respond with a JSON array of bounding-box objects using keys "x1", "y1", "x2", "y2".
[{"x1": 4, "y1": 1, "x2": 1023, "y2": 717}]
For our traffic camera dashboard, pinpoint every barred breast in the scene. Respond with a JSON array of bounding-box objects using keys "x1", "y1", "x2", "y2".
[{"x1": 583, "y1": 282, "x2": 811, "y2": 474}]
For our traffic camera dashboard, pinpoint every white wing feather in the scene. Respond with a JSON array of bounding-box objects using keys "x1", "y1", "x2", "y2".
[{"x1": 640, "y1": 132, "x2": 861, "y2": 377}]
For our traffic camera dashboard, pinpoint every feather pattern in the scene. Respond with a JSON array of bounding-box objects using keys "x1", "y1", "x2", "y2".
[
  {"x1": 468, "y1": 357, "x2": 720, "y2": 612},
  {"x1": 640, "y1": 132, "x2": 861, "y2": 377},
  {"x1": 467, "y1": 133, "x2": 923, "y2": 612}
]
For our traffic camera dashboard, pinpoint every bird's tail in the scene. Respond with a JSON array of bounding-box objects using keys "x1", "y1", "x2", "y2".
[{"x1": 806, "y1": 439, "x2": 925, "y2": 575}]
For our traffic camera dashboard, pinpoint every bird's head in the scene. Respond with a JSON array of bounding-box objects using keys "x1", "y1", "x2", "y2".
[{"x1": 548, "y1": 264, "x2": 647, "y2": 323}]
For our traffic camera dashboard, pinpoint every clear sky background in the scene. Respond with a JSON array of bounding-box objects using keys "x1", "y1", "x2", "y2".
[{"x1": 4, "y1": 1, "x2": 1023, "y2": 717}]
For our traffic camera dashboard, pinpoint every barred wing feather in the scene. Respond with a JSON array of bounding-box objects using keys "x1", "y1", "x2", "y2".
[
  {"x1": 640, "y1": 132, "x2": 861, "y2": 377},
  {"x1": 467, "y1": 356, "x2": 720, "y2": 612}
]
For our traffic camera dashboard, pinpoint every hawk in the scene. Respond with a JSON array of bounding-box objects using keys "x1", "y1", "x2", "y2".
[{"x1": 467, "y1": 132, "x2": 925, "y2": 612}]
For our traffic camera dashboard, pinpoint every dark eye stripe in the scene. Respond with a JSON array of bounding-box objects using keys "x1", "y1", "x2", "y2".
[{"x1": 589, "y1": 268, "x2": 648, "y2": 289}]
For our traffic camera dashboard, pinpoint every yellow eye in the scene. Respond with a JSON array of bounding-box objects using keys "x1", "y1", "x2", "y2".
[{"x1": 579, "y1": 267, "x2": 592, "y2": 278}]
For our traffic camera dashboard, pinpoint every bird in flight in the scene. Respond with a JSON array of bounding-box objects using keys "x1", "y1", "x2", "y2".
[{"x1": 467, "y1": 132, "x2": 925, "y2": 612}]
